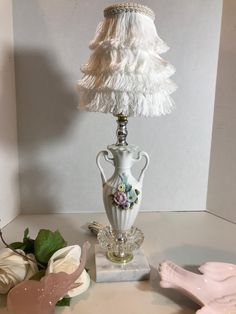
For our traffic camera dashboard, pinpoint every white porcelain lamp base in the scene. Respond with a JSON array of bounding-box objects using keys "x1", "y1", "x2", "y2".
[{"x1": 95, "y1": 244, "x2": 150, "y2": 283}]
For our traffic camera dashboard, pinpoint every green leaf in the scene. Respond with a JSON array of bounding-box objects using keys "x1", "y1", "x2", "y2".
[
  {"x1": 9, "y1": 228, "x2": 35, "y2": 254},
  {"x1": 21, "y1": 228, "x2": 35, "y2": 254},
  {"x1": 34, "y1": 229, "x2": 67, "y2": 264},
  {"x1": 23, "y1": 238, "x2": 35, "y2": 254},
  {"x1": 9, "y1": 239, "x2": 35, "y2": 254},
  {"x1": 23, "y1": 228, "x2": 29, "y2": 242},
  {"x1": 56, "y1": 298, "x2": 71, "y2": 307},
  {"x1": 9, "y1": 242, "x2": 25, "y2": 250}
]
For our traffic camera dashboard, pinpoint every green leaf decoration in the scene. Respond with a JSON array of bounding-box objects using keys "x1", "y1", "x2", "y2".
[
  {"x1": 135, "y1": 189, "x2": 140, "y2": 195},
  {"x1": 125, "y1": 183, "x2": 132, "y2": 192},
  {"x1": 34, "y1": 229, "x2": 67, "y2": 264},
  {"x1": 56, "y1": 297, "x2": 71, "y2": 307}
]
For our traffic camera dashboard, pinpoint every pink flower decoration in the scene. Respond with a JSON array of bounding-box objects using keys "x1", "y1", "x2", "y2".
[{"x1": 113, "y1": 191, "x2": 128, "y2": 206}]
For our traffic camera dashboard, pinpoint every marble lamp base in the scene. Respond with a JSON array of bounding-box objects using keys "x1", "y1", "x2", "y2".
[{"x1": 95, "y1": 244, "x2": 150, "y2": 282}]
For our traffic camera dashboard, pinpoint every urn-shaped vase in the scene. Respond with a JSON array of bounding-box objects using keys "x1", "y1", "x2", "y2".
[{"x1": 96, "y1": 144, "x2": 149, "y2": 233}]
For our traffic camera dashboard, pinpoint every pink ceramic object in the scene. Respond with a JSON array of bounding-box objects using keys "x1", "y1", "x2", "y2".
[
  {"x1": 199, "y1": 262, "x2": 236, "y2": 281},
  {"x1": 159, "y1": 260, "x2": 236, "y2": 313},
  {"x1": 196, "y1": 295, "x2": 236, "y2": 314},
  {"x1": 7, "y1": 242, "x2": 90, "y2": 314}
]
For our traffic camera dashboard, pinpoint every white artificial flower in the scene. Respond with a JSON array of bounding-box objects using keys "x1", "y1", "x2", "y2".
[
  {"x1": 0, "y1": 248, "x2": 38, "y2": 294},
  {"x1": 47, "y1": 245, "x2": 90, "y2": 298}
]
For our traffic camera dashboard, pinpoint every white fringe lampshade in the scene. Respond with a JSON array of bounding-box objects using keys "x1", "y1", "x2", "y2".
[{"x1": 77, "y1": 3, "x2": 177, "y2": 117}]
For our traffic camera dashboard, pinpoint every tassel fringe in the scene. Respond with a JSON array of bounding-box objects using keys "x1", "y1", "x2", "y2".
[
  {"x1": 78, "y1": 74, "x2": 177, "y2": 94},
  {"x1": 77, "y1": 10, "x2": 177, "y2": 117},
  {"x1": 81, "y1": 48, "x2": 174, "y2": 75},
  {"x1": 78, "y1": 90, "x2": 175, "y2": 117},
  {"x1": 89, "y1": 12, "x2": 169, "y2": 54}
]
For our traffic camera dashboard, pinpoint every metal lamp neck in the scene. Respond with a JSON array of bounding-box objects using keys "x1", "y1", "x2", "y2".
[{"x1": 116, "y1": 114, "x2": 128, "y2": 146}]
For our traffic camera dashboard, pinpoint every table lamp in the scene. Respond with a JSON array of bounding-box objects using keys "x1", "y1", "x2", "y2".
[{"x1": 77, "y1": 3, "x2": 176, "y2": 264}]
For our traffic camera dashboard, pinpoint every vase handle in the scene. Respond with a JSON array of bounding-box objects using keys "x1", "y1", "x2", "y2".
[
  {"x1": 96, "y1": 150, "x2": 114, "y2": 184},
  {"x1": 136, "y1": 151, "x2": 150, "y2": 184}
]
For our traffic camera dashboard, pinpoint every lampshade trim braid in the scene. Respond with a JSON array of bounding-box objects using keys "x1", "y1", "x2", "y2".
[{"x1": 104, "y1": 3, "x2": 155, "y2": 20}]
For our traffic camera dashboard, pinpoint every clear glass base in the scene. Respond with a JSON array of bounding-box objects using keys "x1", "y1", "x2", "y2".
[{"x1": 97, "y1": 226, "x2": 144, "y2": 264}]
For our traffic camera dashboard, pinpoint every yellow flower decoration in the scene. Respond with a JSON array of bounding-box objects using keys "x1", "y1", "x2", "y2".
[{"x1": 118, "y1": 184, "x2": 126, "y2": 192}]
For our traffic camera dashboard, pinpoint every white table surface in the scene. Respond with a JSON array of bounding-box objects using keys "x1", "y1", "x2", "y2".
[{"x1": 1, "y1": 211, "x2": 236, "y2": 314}]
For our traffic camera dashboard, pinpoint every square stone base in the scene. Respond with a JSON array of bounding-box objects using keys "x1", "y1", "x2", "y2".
[{"x1": 95, "y1": 244, "x2": 151, "y2": 282}]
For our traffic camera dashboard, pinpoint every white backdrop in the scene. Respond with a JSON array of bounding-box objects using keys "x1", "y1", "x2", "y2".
[
  {"x1": 12, "y1": 0, "x2": 222, "y2": 214},
  {"x1": 207, "y1": 0, "x2": 236, "y2": 223},
  {"x1": 0, "y1": 0, "x2": 19, "y2": 226}
]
